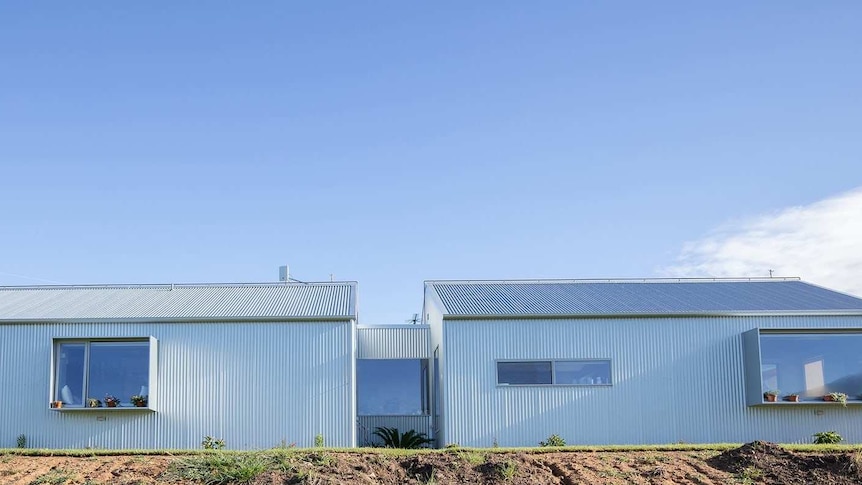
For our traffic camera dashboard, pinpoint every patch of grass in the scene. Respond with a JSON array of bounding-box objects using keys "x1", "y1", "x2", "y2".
[
  {"x1": 32, "y1": 469, "x2": 75, "y2": 485},
  {"x1": 164, "y1": 453, "x2": 268, "y2": 484},
  {"x1": 736, "y1": 465, "x2": 763, "y2": 484},
  {"x1": 458, "y1": 450, "x2": 486, "y2": 465},
  {"x1": 498, "y1": 460, "x2": 517, "y2": 481}
]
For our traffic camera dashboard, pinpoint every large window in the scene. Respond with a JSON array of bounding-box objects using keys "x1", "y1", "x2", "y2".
[
  {"x1": 497, "y1": 360, "x2": 612, "y2": 386},
  {"x1": 53, "y1": 338, "x2": 156, "y2": 409},
  {"x1": 357, "y1": 359, "x2": 429, "y2": 415},
  {"x1": 744, "y1": 329, "x2": 862, "y2": 404}
]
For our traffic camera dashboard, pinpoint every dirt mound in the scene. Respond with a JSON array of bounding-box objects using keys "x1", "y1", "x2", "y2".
[
  {"x1": 709, "y1": 441, "x2": 862, "y2": 484},
  {"x1": 1, "y1": 445, "x2": 860, "y2": 484}
]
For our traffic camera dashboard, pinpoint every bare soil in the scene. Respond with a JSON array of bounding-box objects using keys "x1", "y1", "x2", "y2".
[{"x1": 1, "y1": 442, "x2": 860, "y2": 484}]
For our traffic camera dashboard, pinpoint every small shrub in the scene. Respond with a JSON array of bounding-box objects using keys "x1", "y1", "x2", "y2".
[
  {"x1": 539, "y1": 434, "x2": 566, "y2": 447},
  {"x1": 16, "y1": 434, "x2": 26, "y2": 449},
  {"x1": 202, "y1": 435, "x2": 226, "y2": 450},
  {"x1": 813, "y1": 431, "x2": 843, "y2": 444},
  {"x1": 314, "y1": 434, "x2": 325, "y2": 447},
  {"x1": 373, "y1": 427, "x2": 434, "y2": 449}
]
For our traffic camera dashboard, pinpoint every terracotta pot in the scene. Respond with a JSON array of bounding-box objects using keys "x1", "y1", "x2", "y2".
[
  {"x1": 824, "y1": 395, "x2": 837, "y2": 402},
  {"x1": 763, "y1": 394, "x2": 778, "y2": 402},
  {"x1": 784, "y1": 395, "x2": 800, "y2": 402},
  {"x1": 106, "y1": 401, "x2": 118, "y2": 408},
  {"x1": 134, "y1": 402, "x2": 147, "y2": 407}
]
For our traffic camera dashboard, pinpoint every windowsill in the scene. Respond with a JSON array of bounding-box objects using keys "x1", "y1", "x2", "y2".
[
  {"x1": 50, "y1": 406, "x2": 154, "y2": 412},
  {"x1": 751, "y1": 401, "x2": 862, "y2": 407},
  {"x1": 497, "y1": 383, "x2": 613, "y2": 388}
]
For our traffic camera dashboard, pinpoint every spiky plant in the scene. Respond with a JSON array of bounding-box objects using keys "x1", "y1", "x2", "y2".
[{"x1": 372, "y1": 427, "x2": 434, "y2": 449}]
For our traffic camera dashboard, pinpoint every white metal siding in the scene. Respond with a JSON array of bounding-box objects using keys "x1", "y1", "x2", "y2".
[
  {"x1": 441, "y1": 315, "x2": 862, "y2": 447},
  {"x1": 0, "y1": 320, "x2": 354, "y2": 449},
  {"x1": 357, "y1": 326, "x2": 430, "y2": 359}
]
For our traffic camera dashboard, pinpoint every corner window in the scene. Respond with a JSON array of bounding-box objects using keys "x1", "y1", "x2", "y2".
[
  {"x1": 53, "y1": 338, "x2": 157, "y2": 409},
  {"x1": 357, "y1": 359, "x2": 429, "y2": 415},
  {"x1": 743, "y1": 329, "x2": 862, "y2": 404},
  {"x1": 497, "y1": 360, "x2": 611, "y2": 386}
]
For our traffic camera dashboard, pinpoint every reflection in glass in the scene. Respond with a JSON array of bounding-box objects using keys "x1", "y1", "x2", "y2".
[
  {"x1": 55, "y1": 343, "x2": 85, "y2": 405},
  {"x1": 555, "y1": 360, "x2": 612, "y2": 385},
  {"x1": 357, "y1": 359, "x2": 426, "y2": 415},
  {"x1": 89, "y1": 342, "x2": 149, "y2": 405},
  {"x1": 497, "y1": 361, "x2": 552, "y2": 385},
  {"x1": 760, "y1": 333, "x2": 862, "y2": 399}
]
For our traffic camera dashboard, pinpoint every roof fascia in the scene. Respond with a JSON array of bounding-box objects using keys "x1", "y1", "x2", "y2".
[
  {"x1": 0, "y1": 315, "x2": 356, "y2": 325},
  {"x1": 440, "y1": 310, "x2": 862, "y2": 320}
]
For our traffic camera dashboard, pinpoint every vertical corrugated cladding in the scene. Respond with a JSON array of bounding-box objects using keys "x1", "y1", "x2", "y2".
[
  {"x1": 441, "y1": 315, "x2": 862, "y2": 447},
  {"x1": 0, "y1": 319, "x2": 353, "y2": 449},
  {"x1": 357, "y1": 325, "x2": 430, "y2": 359}
]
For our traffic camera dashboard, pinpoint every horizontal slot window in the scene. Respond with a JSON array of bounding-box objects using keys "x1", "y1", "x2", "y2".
[{"x1": 497, "y1": 360, "x2": 611, "y2": 386}]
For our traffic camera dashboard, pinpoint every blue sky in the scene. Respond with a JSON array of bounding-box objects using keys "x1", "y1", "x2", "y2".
[{"x1": 1, "y1": 2, "x2": 860, "y2": 323}]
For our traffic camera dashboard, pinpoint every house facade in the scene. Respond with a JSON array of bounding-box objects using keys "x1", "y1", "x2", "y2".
[
  {"x1": 424, "y1": 279, "x2": 862, "y2": 447},
  {"x1": 0, "y1": 283, "x2": 357, "y2": 449},
  {"x1": 2, "y1": 277, "x2": 861, "y2": 449}
]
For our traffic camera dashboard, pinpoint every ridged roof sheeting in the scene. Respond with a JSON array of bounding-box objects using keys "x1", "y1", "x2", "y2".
[
  {"x1": 0, "y1": 283, "x2": 356, "y2": 321},
  {"x1": 427, "y1": 279, "x2": 862, "y2": 317}
]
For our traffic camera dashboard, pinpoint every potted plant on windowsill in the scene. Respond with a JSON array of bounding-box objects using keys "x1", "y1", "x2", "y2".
[
  {"x1": 130, "y1": 395, "x2": 148, "y2": 408},
  {"x1": 105, "y1": 395, "x2": 120, "y2": 408},
  {"x1": 824, "y1": 392, "x2": 848, "y2": 406},
  {"x1": 50, "y1": 401, "x2": 64, "y2": 409},
  {"x1": 763, "y1": 390, "x2": 780, "y2": 402},
  {"x1": 784, "y1": 393, "x2": 800, "y2": 402},
  {"x1": 87, "y1": 397, "x2": 102, "y2": 408}
]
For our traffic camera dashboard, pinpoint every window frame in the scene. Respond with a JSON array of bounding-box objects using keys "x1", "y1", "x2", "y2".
[
  {"x1": 742, "y1": 328, "x2": 862, "y2": 406},
  {"x1": 49, "y1": 336, "x2": 158, "y2": 412},
  {"x1": 495, "y1": 359, "x2": 613, "y2": 387}
]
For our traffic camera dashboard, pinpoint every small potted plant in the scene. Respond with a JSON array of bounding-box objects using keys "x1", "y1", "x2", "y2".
[
  {"x1": 105, "y1": 395, "x2": 120, "y2": 407},
  {"x1": 824, "y1": 392, "x2": 848, "y2": 406},
  {"x1": 50, "y1": 400, "x2": 64, "y2": 409},
  {"x1": 130, "y1": 395, "x2": 148, "y2": 407},
  {"x1": 784, "y1": 393, "x2": 800, "y2": 402},
  {"x1": 763, "y1": 390, "x2": 780, "y2": 402},
  {"x1": 87, "y1": 397, "x2": 102, "y2": 408}
]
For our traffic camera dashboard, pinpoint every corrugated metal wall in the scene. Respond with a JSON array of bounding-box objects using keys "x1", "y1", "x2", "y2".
[
  {"x1": 357, "y1": 325, "x2": 429, "y2": 359},
  {"x1": 442, "y1": 315, "x2": 862, "y2": 447},
  {"x1": 0, "y1": 320, "x2": 354, "y2": 449},
  {"x1": 356, "y1": 415, "x2": 433, "y2": 446}
]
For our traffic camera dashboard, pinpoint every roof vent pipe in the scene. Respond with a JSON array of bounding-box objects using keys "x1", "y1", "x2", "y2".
[{"x1": 279, "y1": 265, "x2": 290, "y2": 283}]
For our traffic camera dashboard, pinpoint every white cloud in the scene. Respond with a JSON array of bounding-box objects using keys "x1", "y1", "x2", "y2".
[{"x1": 663, "y1": 187, "x2": 862, "y2": 297}]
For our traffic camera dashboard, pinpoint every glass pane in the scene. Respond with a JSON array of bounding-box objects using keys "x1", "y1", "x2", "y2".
[
  {"x1": 760, "y1": 333, "x2": 862, "y2": 399},
  {"x1": 497, "y1": 361, "x2": 552, "y2": 385},
  {"x1": 555, "y1": 360, "x2": 612, "y2": 385},
  {"x1": 357, "y1": 359, "x2": 424, "y2": 415},
  {"x1": 88, "y1": 342, "x2": 149, "y2": 406},
  {"x1": 55, "y1": 343, "x2": 85, "y2": 405}
]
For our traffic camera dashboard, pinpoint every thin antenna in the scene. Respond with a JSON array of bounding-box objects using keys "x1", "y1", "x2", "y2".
[
  {"x1": 768, "y1": 269, "x2": 774, "y2": 278},
  {"x1": 406, "y1": 313, "x2": 420, "y2": 325},
  {"x1": 330, "y1": 274, "x2": 334, "y2": 282}
]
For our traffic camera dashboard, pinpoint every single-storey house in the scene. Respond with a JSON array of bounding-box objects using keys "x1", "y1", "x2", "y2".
[
  {"x1": 2, "y1": 277, "x2": 861, "y2": 449},
  {"x1": 423, "y1": 278, "x2": 862, "y2": 447},
  {"x1": 0, "y1": 282, "x2": 358, "y2": 449}
]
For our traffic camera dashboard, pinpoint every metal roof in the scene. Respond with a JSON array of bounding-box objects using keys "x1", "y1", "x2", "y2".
[
  {"x1": 426, "y1": 278, "x2": 862, "y2": 317},
  {"x1": 0, "y1": 282, "x2": 356, "y2": 322}
]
